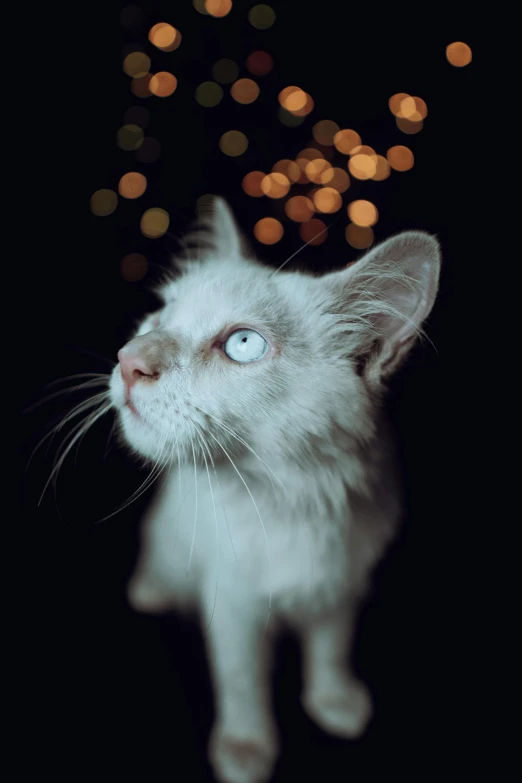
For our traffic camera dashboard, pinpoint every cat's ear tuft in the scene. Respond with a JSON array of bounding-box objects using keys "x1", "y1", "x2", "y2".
[{"x1": 322, "y1": 231, "x2": 441, "y2": 386}]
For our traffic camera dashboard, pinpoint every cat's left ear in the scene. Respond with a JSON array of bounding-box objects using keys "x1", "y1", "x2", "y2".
[
  {"x1": 320, "y1": 231, "x2": 441, "y2": 385},
  {"x1": 209, "y1": 197, "x2": 249, "y2": 259}
]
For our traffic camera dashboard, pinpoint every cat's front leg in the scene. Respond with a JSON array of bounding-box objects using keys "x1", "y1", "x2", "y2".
[
  {"x1": 299, "y1": 600, "x2": 373, "y2": 738},
  {"x1": 201, "y1": 583, "x2": 278, "y2": 783}
]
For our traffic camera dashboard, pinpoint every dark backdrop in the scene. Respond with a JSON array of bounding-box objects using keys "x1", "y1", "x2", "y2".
[{"x1": 18, "y1": 3, "x2": 480, "y2": 780}]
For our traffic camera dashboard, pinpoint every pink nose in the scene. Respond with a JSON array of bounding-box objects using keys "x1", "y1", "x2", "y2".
[{"x1": 118, "y1": 346, "x2": 159, "y2": 389}]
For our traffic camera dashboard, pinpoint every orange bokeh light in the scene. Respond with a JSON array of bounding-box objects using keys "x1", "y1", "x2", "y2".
[
  {"x1": 289, "y1": 92, "x2": 314, "y2": 116},
  {"x1": 205, "y1": 0, "x2": 233, "y2": 17},
  {"x1": 149, "y1": 72, "x2": 178, "y2": 97},
  {"x1": 121, "y1": 253, "x2": 148, "y2": 282},
  {"x1": 387, "y1": 145, "x2": 414, "y2": 171},
  {"x1": 140, "y1": 207, "x2": 170, "y2": 238},
  {"x1": 118, "y1": 172, "x2": 147, "y2": 199},
  {"x1": 272, "y1": 159, "x2": 301, "y2": 183},
  {"x1": 347, "y1": 199, "x2": 378, "y2": 227},
  {"x1": 219, "y1": 130, "x2": 248, "y2": 156},
  {"x1": 131, "y1": 73, "x2": 153, "y2": 98},
  {"x1": 371, "y1": 155, "x2": 391, "y2": 181},
  {"x1": 123, "y1": 52, "x2": 151, "y2": 78},
  {"x1": 148, "y1": 23, "x2": 181, "y2": 51},
  {"x1": 245, "y1": 51, "x2": 273, "y2": 76},
  {"x1": 285, "y1": 195, "x2": 314, "y2": 223},
  {"x1": 320, "y1": 167, "x2": 350, "y2": 192},
  {"x1": 296, "y1": 148, "x2": 324, "y2": 168},
  {"x1": 345, "y1": 224, "x2": 374, "y2": 249},
  {"x1": 313, "y1": 188, "x2": 342, "y2": 214},
  {"x1": 446, "y1": 41, "x2": 472, "y2": 67},
  {"x1": 305, "y1": 158, "x2": 332, "y2": 184},
  {"x1": 230, "y1": 78, "x2": 260, "y2": 104},
  {"x1": 254, "y1": 217, "x2": 284, "y2": 245},
  {"x1": 299, "y1": 218, "x2": 328, "y2": 246},
  {"x1": 242, "y1": 171, "x2": 266, "y2": 197},
  {"x1": 261, "y1": 172, "x2": 290, "y2": 199},
  {"x1": 388, "y1": 92, "x2": 410, "y2": 116},
  {"x1": 348, "y1": 154, "x2": 377, "y2": 180},
  {"x1": 313, "y1": 120, "x2": 340, "y2": 146},
  {"x1": 396, "y1": 116, "x2": 423, "y2": 134},
  {"x1": 334, "y1": 129, "x2": 361, "y2": 155}
]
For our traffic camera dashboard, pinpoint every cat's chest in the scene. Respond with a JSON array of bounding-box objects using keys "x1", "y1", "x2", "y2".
[{"x1": 145, "y1": 467, "x2": 352, "y2": 607}]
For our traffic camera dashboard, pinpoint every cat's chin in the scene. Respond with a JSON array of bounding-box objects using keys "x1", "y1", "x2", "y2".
[{"x1": 118, "y1": 407, "x2": 163, "y2": 460}]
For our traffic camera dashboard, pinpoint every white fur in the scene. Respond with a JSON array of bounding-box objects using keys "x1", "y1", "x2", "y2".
[{"x1": 109, "y1": 199, "x2": 441, "y2": 783}]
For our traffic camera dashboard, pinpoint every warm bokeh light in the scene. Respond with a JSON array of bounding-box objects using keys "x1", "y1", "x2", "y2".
[
  {"x1": 285, "y1": 195, "x2": 314, "y2": 222},
  {"x1": 349, "y1": 144, "x2": 376, "y2": 158},
  {"x1": 242, "y1": 171, "x2": 266, "y2": 197},
  {"x1": 195, "y1": 81, "x2": 224, "y2": 107},
  {"x1": 123, "y1": 52, "x2": 151, "y2": 78},
  {"x1": 296, "y1": 148, "x2": 324, "y2": 166},
  {"x1": 278, "y1": 107, "x2": 305, "y2": 127},
  {"x1": 246, "y1": 51, "x2": 273, "y2": 76},
  {"x1": 299, "y1": 218, "x2": 328, "y2": 246},
  {"x1": 118, "y1": 172, "x2": 147, "y2": 199},
  {"x1": 131, "y1": 74, "x2": 153, "y2": 98},
  {"x1": 313, "y1": 120, "x2": 340, "y2": 146},
  {"x1": 446, "y1": 41, "x2": 472, "y2": 67},
  {"x1": 396, "y1": 116, "x2": 423, "y2": 134},
  {"x1": 124, "y1": 106, "x2": 150, "y2": 129},
  {"x1": 248, "y1": 4, "x2": 276, "y2": 29},
  {"x1": 212, "y1": 59, "x2": 239, "y2": 84},
  {"x1": 148, "y1": 23, "x2": 182, "y2": 51},
  {"x1": 205, "y1": 0, "x2": 232, "y2": 16},
  {"x1": 320, "y1": 167, "x2": 350, "y2": 192},
  {"x1": 348, "y1": 199, "x2": 378, "y2": 227},
  {"x1": 305, "y1": 158, "x2": 332, "y2": 184},
  {"x1": 135, "y1": 137, "x2": 161, "y2": 162},
  {"x1": 279, "y1": 86, "x2": 306, "y2": 111},
  {"x1": 120, "y1": 5, "x2": 145, "y2": 28},
  {"x1": 334, "y1": 129, "x2": 361, "y2": 155},
  {"x1": 348, "y1": 154, "x2": 377, "y2": 180},
  {"x1": 117, "y1": 124, "x2": 144, "y2": 151},
  {"x1": 272, "y1": 159, "x2": 301, "y2": 183},
  {"x1": 121, "y1": 253, "x2": 147, "y2": 282},
  {"x1": 313, "y1": 188, "x2": 342, "y2": 214},
  {"x1": 90, "y1": 189, "x2": 118, "y2": 217},
  {"x1": 260, "y1": 172, "x2": 290, "y2": 198},
  {"x1": 230, "y1": 78, "x2": 260, "y2": 104},
  {"x1": 289, "y1": 93, "x2": 314, "y2": 116},
  {"x1": 388, "y1": 92, "x2": 410, "y2": 116},
  {"x1": 387, "y1": 145, "x2": 414, "y2": 171},
  {"x1": 193, "y1": 0, "x2": 209, "y2": 13},
  {"x1": 345, "y1": 224, "x2": 374, "y2": 249},
  {"x1": 371, "y1": 155, "x2": 391, "y2": 181},
  {"x1": 140, "y1": 208, "x2": 170, "y2": 238},
  {"x1": 398, "y1": 96, "x2": 427, "y2": 120},
  {"x1": 219, "y1": 130, "x2": 248, "y2": 156},
  {"x1": 149, "y1": 72, "x2": 178, "y2": 97},
  {"x1": 254, "y1": 217, "x2": 283, "y2": 244}
]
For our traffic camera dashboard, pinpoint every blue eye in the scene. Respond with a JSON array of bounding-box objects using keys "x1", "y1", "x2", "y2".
[{"x1": 224, "y1": 329, "x2": 268, "y2": 363}]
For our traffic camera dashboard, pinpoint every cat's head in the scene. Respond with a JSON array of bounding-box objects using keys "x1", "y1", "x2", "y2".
[{"x1": 109, "y1": 198, "x2": 440, "y2": 467}]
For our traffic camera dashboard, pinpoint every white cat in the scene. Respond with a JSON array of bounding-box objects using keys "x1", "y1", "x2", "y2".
[{"x1": 108, "y1": 198, "x2": 440, "y2": 783}]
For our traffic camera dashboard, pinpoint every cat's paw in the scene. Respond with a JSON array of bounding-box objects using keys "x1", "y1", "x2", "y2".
[
  {"x1": 126, "y1": 576, "x2": 172, "y2": 614},
  {"x1": 303, "y1": 677, "x2": 373, "y2": 739},
  {"x1": 209, "y1": 724, "x2": 278, "y2": 783}
]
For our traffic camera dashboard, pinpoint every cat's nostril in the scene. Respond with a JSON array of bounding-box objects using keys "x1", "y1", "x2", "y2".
[{"x1": 118, "y1": 348, "x2": 159, "y2": 388}]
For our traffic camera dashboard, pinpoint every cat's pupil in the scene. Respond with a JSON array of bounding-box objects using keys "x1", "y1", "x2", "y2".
[{"x1": 241, "y1": 337, "x2": 247, "y2": 343}]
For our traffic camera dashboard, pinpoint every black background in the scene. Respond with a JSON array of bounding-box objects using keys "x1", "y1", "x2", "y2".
[{"x1": 17, "y1": 2, "x2": 482, "y2": 780}]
